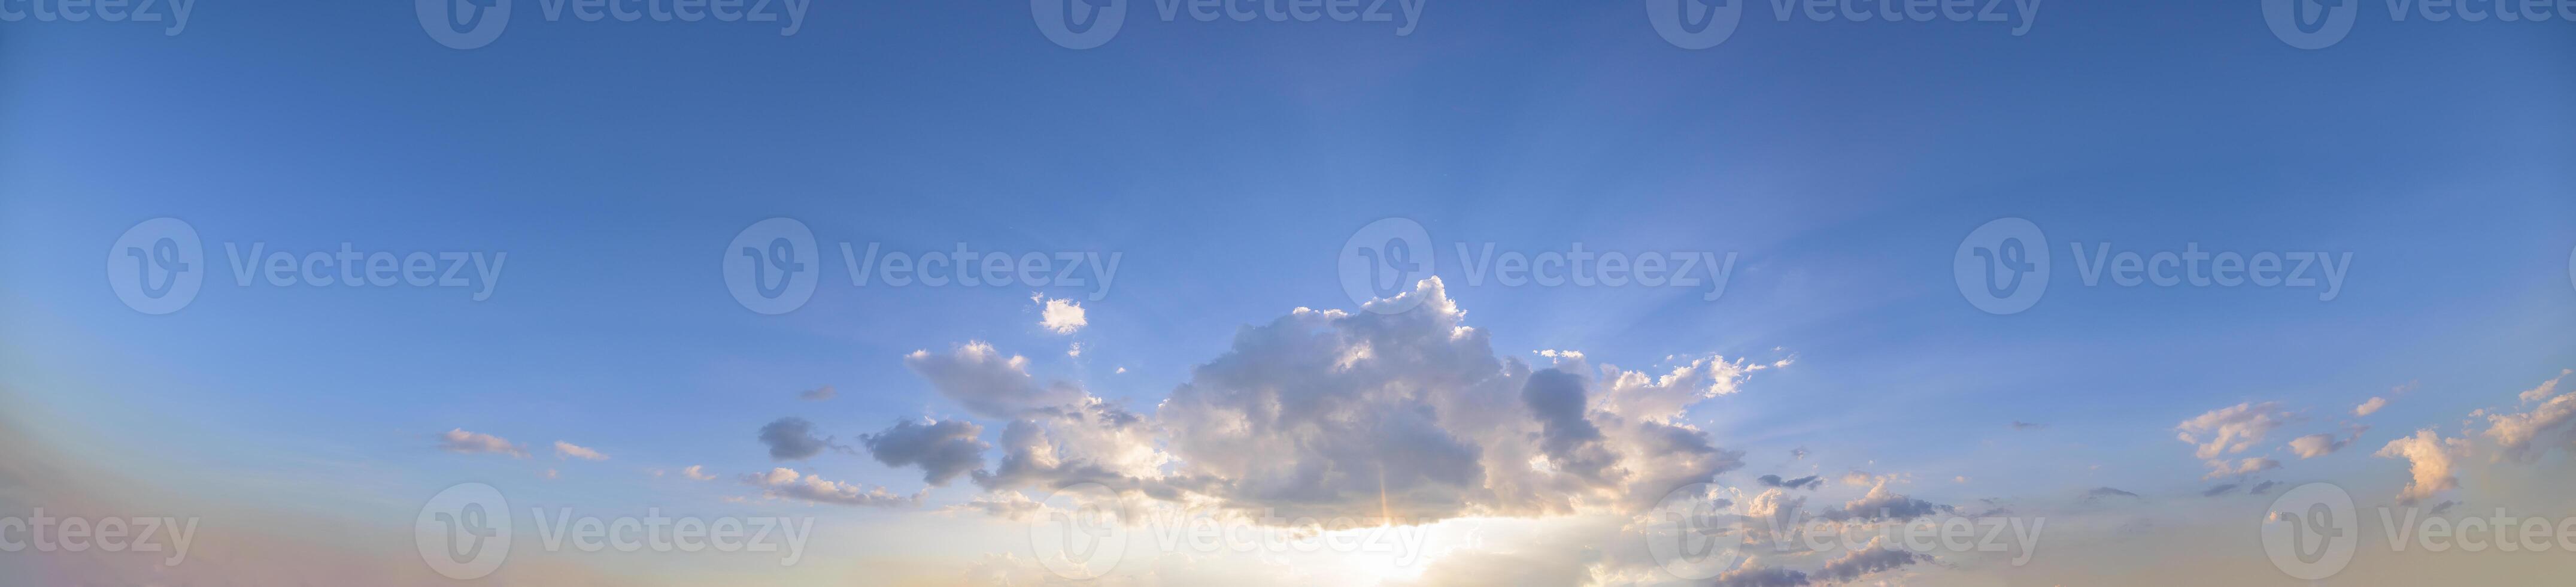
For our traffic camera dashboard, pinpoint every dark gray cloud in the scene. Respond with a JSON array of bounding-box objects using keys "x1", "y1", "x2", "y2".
[
  {"x1": 2248, "y1": 480, "x2": 2279, "y2": 495},
  {"x1": 1523, "y1": 368, "x2": 1616, "y2": 483},
  {"x1": 1714, "y1": 564, "x2": 1809, "y2": 587},
  {"x1": 2083, "y1": 486, "x2": 2141, "y2": 501},
  {"x1": 758, "y1": 417, "x2": 835, "y2": 461},
  {"x1": 860, "y1": 418, "x2": 989, "y2": 486},
  {"x1": 2202, "y1": 483, "x2": 2240, "y2": 497},
  {"x1": 1818, "y1": 483, "x2": 1950, "y2": 522},
  {"x1": 1756, "y1": 474, "x2": 1823, "y2": 490}
]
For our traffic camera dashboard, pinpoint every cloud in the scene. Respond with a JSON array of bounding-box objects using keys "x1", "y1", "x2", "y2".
[
  {"x1": 1816, "y1": 480, "x2": 1950, "y2": 522},
  {"x1": 436, "y1": 428, "x2": 527, "y2": 458},
  {"x1": 2177, "y1": 403, "x2": 2295, "y2": 459},
  {"x1": 2083, "y1": 486, "x2": 2140, "y2": 501},
  {"x1": 2375, "y1": 428, "x2": 2469, "y2": 505},
  {"x1": 1149, "y1": 278, "x2": 1749, "y2": 522},
  {"x1": 2205, "y1": 457, "x2": 2282, "y2": 480},
  {"x1": 682, "y1": 465, "x2": 717, "y2": 481},
  {"x1": 758, "y1": 417, "x2": 836, "y2": 461},
  {"x1": 1713, "y1": 558, "x2": 1809, "y2": 587},
  {"x1": 2010, "y1": 420, "x2": 2046, "y2": 431},
  {"x1": 1755, "y1": 474, "x2": 1823, "y2": 490},
  {"x1": 904, "y1": 341, "x2": 1087, "y2": 420},
  {"x1": 2201, "y1": 483, "x2": 2240, "y2": 497},
  {"x1": 2517, "y1": 369, "x2": 2572, "y2": 403},
  {"x1": 860, "y1": 418, "x2": 990, "y2": 486},
  {"x1": 2487, "y1": 370, "x2": 2576, "y2": 462},
  {"x1": 799, "y1": 385, "x2": 836, "y2": 401},
  {"x1": 1037, "y1": 295, "x2": 1087, "y2": 334},
  {"x1": 936, "y1": 491, "x2": 1049, "y2": 521},
  {"x1": 553, "y1": 441, "x2": 608, "y2": 461},
  {"x1": 1811, "y1": 537, "x2": 1923, "y2": 583},
  {"x1": 2354, "y1": 397, "x2": 2388, "y2": 416},
  {"x1": 741, "y1": 468, "x2": 920, "y2": 507},
  {"x1": 2249, "y1": 480, "x2": 2279, "y2": 494},
  {"x1": 1789, "y1": 447, "x2": 1809, "y2": 460},
  {"x1": 2288, "y1": 425, "x2": 2366, "y2": 459}
]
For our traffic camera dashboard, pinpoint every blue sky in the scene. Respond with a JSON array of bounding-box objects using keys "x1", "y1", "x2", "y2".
[{"x1": 2, "y1": 0, "x2": 2574, "y2": 585}]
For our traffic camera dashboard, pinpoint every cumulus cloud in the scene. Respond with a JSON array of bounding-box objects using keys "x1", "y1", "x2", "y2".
[
  {"x1": 682, "y1": 465, "x2": 717, "y2": 481},
  {"x1": 741, "y1": 468, "x2": 920, "y2": 507},
  {"x1": 436, "y1": 428, "x2": 527, "y2": 458},
  {"x1": 1812, "y1": 537, "x2": 1923, "y2": 583},
  {"x1": 2354, "y1": 397, "x2": 2388, "y2": 417},
  {"x1": 2487, "y1": 370, "x2": 2576, "y2": 462},
  {"x1": 553, "y1": 441, "x2": 608, "y2": 461},
  {"x1": 860, "y1": 418, "x2": 990, "y2": 486},
  {"x1": 2288, "y1": 426, "x2": 2366, "y2": 459},
  {"x1": 2375, "y1": 429, "x2": 2469, "y2": 505},
  {"x1": 904, "y1": 341, "x2": 1088, "y2": 420},
  {"x1": 2517, "y1": 369, "x2": 2571, "y2": 403},
  {"x1": 2177, "y1": 403, "x2": 2295, "y2": 459},
  {"x1": 1713, "y1": 557, "x2": 1810, "y2": 587},
  {"x1": 799, "y1": 385, "x2": 836, "y2": 401},
  {"x1": 758, "y1": 417, "x2": 836, "y2": 461},
  {"x1": 1036, "y1": 295, "x2": 1087, "y2": 334},
  {"x1": 1148, "y1": 278, "x2": 1750, "y2": 522}
]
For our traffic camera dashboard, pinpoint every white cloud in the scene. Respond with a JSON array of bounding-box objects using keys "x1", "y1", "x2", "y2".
[
  {"x1": 2354, "y1": 397, "x2": 2387, "y2": 416},
  {"x1": 905, "y1": 341, "x2": 1087, "y2": 420},
  {"x1": 553, "y1": 441, "x2": 608, "y2": 461},
  {"x1": 2486, "y1": 370, "x2": 2576, "y2": 462},
  {"x1": 2204, "y1": 457, "x2": 2282, "y2": 479},
  {"x1": 2375, "y1": 429, "x2": 2469, "y2": 504},
  {"x1": 2517, "y1": 369, "x2": 2572, "y2": 403},
  {"x1": 682, "y1": 465, "x2": 717, "y2": 481},
  {"x1": 741, "y1": 468, "x2": 921, "y2": 507},
  {"x1": 1036, "y1": 295, "x2": 1087, "y2": 334},
  {"x1": 436, "y1": 428, "x2": 527, "y2": 458},
  {"x1": 2176, "y1": 403, "x2": 2295, "y2": 459}
]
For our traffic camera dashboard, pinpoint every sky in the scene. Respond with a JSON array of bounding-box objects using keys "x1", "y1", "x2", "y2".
[{"x1": 2, "y1": 0, "x2": 2574, "y2": 585}]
